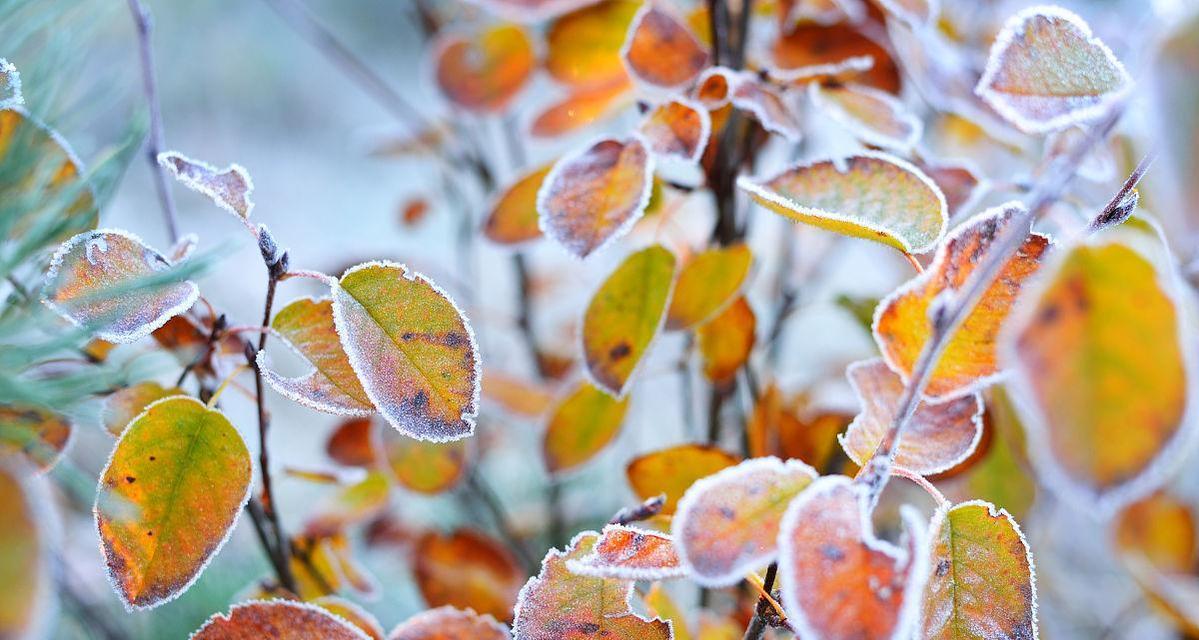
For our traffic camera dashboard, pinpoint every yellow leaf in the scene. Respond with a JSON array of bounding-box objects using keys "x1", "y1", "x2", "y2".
[
  {"x1": 545, "y1": 0, "x2": 640, "y2": 88},
  {"x1": 626, "y1": 443, "x2": 739, "y2": 514},
  {"x1": 433, "y1": 24, "x2": 535, "y2": 113},
  {"x1": 383, "y1": 427, "x2": 468, "y2": 494},
  {"x1": 542, "y1": 381, "x2": 629, "y2": 474},
  {"x1": 483, "y1": 163, "x2": 552, "y2": 246},
  {"x1": 0, "y1": 463, "x2": 51, "y2": 640},
  {"x1": 0, "y1": 405, "x2": 71, "y2": 472},
  {"x1": 666, "y1": 245, "x2": 752, "y2": 330},
  {"x1": 696, "y1": 296, "x2": 756, "y2": 384}
]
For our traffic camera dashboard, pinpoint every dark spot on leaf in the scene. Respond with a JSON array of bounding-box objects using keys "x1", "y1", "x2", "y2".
[
  {"x1": 146, "y1": 530, "x2": 153, "y2": 536},
  {"x1": 1038, "y1": 304, "x2": 1059, "y2": 325},
  {"x1": 719, "y1": 506, "x2": 736, "y2": 519},
  {"x1": 820, "y1": 544, "x2": 845, "y2": 562},
  {"x1": 609, "y1": 343, "x2": 631, "y2": 360},
  {"x1": 402, "y1": 332, "x2": 415, "y2": 341},
  {"x1": 413, "y1": 390, "x2": 428, "y2": 410},
  {"x1": 149, "y1": 456, "x2": 156, "y2": 461},
  {"x1": 444, "y1": 332, "x2": 466, "y2": 347},
  {"x1": 935, "y1": 559, "x2": 950, "y2": 577},
  {"x1": 125, "y1": 476, "x2": 135, "y2": 483}
]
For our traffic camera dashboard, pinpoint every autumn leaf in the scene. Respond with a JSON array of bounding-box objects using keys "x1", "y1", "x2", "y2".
[
  {"x1": 512, "y1": 531, "x2": 672, "y2": 640},
  {"x1": 729, "y1": 73, "x2": 802, "y2": 141},
  {"x1": 1004, "y1": 235, "x2": 1192, "y2": 510},
  {"x1": 666, "y1": 244, "x2": 752, "y2": 330},
  {"x1": 42, "y1": 229, "x2": 199, "y2": 343},
  {"x1": 809, "y1": 82, "x2": 923, "y2": 151},
  {"x1": 191, "y1": 600, "x2": 370, "y2": 639},
  {"x1": 643, "y1": 583, "x2": 692, "y2": 640},
  {"x1": 482, "y1": 371, "x2": 554, "y2": 418},
  {"x1": 158, "y1": 151, "x2": 254, "y2": 218},
  {"x1": 1115, "y1": 491, "x2": 1197, "y2": 574},
  {"x1": 976, "y1": 6, "x2": 1131, "y2": 134},
  {"x1": 621, "y1": 4, "x2": 709, "y2": 91},
  {"x1": 326, "y1": 417, "x2": 379, "y2": 468},
  {"x1": 738, "y1": 153, "x2": 947, "y2": 254},
  {"x1": 921, "y1": 500, "x2": 1038, "y2": 640},
  {"x1": 0, "y1": 404, "x2": 71, "y2": 472},
  {"x1": 100, "y1": 382, "x2": 184, "y2": 437},
  {"x1": 874, "y1": 203, "x2": 1051, "y2": 401},
  {"x1": 0, "y1": 462, "x2": 51, "y2": 640},
  {"x1": 483, "y1": 163, "x2": 552, "y2": 246},
  {"x1": 778, "y1": 475, "x2": 928, "y2": 640},
  {"x1": 696, "y1": 297, "x2": 756, "y2": 384},
  {"x1": 638, "y1": 99, "x2": 711, "y2": 164},
  {"x1": 0, "y1": 107, "x2": 96, "y2": 245},
  {"x1": 260, "y1": 296, "x2": 375, "y2": 416},
  {"x1": 313, "y1": 596, "x2": 386, "y2": 640},
  {"x1": 581, "y1": 245, "x2": 675, "y2": 395},
  {"x1": 839, "y1": 359, "x2": 983, "y2": 477},
  {"x1": 673, "y1": 456, "x2": 816, "y2": 586},
  {"x1": 565, "y1": 524, "x2": 685, "y2": 580},
  {"x1": 332, "y1": 261, "x2": 480, "y2": 442},
  {"x1": 530, "y1": 78, "x2": 634, "y2": 138},
  {"x1": 626, "y1": 443, "x2": 739, "y2": 514},
  {"x1": 537, "y1": 137, "x2": 654, "y2": 259},
  {"x1": 543, "y1": 381, "x2": 629, "y2": 474},
  {"x1": 545, "y1": 0, "x2": 640, "y2": 89},
  {"x1": 414, "y1": 529, "x2": 525, "y2": 621},
  {"x1": 433, "y1": 24, "x2": 535, "y2": 113},
  {"x1": 769, "y1": 24, "x2": 901, "y2": 93},
  {"x1": 383, "y1": 427, "x2": 468, "y2": 494},
  {"x1": 95, "y1": 396, "x2": 251, "y2": 609},
  {"x1": 389, "y1": 606, "x2": 511, "y2": 640}
]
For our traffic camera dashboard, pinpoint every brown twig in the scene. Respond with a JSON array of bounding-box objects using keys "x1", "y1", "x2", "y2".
[
  {"x1": 742, "y1": 563, "x2": 785, "y2": 639},
  {"x1": 609, "y1": 494, "x2": 666, "y2": 526},
  {"x1": 1088, "y1": 149, "x2": 1157, "y2": 233},
  {"x1": 126, "y1": 0, "x2": 180, "y2": 244}
]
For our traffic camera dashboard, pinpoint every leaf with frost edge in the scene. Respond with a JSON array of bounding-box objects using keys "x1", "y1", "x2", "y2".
[
  {"x1": 0, "y1": 58, "x2": 22, "y2": 108},
  {"x1": 671, "y1": 456, "x2": 817, "y2": 587},
  {"x1": 158, "y1": 151, "x2": 256, "y2": 219},
  {"x1": 389, "y1": 606, "x2": 510, "y2": 639},
  {"x1": 729, "y1": 72, "x2": 802, "y2": 142},
  {"x1": 637, "y1": 97, "x2": 712, "y2": 165},
  {"x1": 619, "y1": 3, "x2": 710, "y2": 94},
  {"x1": 189, "y1": 599, "x2": 371, "y2": 639},
  {"x1": 42, "y1": 228, "x2": 200, "y2": 344},
  {"x1": 565, "y1": 524, "x2": 686, "y2": 581},
  {"x1": 95, "y1": 395, "x2": 252, "y2": 611},
  {"x1": 330, "y1": 260, "x2": 481, "y2": 443},
  {"x1": 808, "y1": 82, "x2": 923, "y2": 152}
]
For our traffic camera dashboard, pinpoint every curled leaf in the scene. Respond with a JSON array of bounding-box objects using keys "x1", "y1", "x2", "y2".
[
  {"x1": 840, "y1": 359, "x2": 983, "y2": 476},
  {"x1": 42, "y1": 229, "x2": 199, "y2": 343},
  {"x1": 566, "y1": 524, "x2": 685, "y2": 580},
  {"x1": 638, "y1": 99, "x2": 711, "y2": 164},
  {"x1": 621, "y1": 4, "x2": 709, "y2": 91},
  {"x1": 414, "y1": 529, "x2": 524, "y2": 621},
  {"x1": 191, "y1": 600, "x2": 369, "y2": 639},
  {"x1": 96, "y1": 396, "x2": 251, "y2": 609},
  {"x1": 100, "y1": 382, "x2": 184, "y2": 437},
  {"x1": 434, "y1": 24, "x2": 534, "y2": 113},
  {"x1": 537, "y1": 137, "x2": 654, "y2": 258},
  {"x1": 738, "y1": 153, "x2": 947, "y2": 254},
  {"x1": 332, "y1": 261, "x2": 480, "y2": 442},
  {"x1": 484, "y1": 163, "x2": 552, "y2": 246},
  {"x1": 673, "y1": 457, "x2": 817, "y2": 586},
  {"x1": 389, "y1": 606, "x2": 510, "y2": 640},
  {"x1": 582, "y1": 246, "x2": 675, "y2": 396},
  {"x1": 158, "y1": 151, "x2": 254, "y2": 218},
  {"x1": 976, "y1": 6, "x2": 1132, "y2": 134},
  {"x1": 543, "y1": 381, "x2": 630, "y2": 474},
  {"x1": 729, "y1": 73, "x2": 802, "y2": 141},
  {"x1": 0, "y1": 405, "x2": 71, "y2": 472}
]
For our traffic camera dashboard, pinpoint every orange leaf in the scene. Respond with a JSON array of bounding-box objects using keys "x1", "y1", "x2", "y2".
[
  {"x1": 159, "y1": 151, "x2": 254, "y2": 218},
  {"x1": 100, "y1": 382, "x2": 184, "y2": 437},
  {"x1": 976, "y1": 7, "x2": 1131, "y2": 134},
  {"x1": 191, "y1": 600, "x2": 369, "y2": 639},
  {"x1": 565, "y1": 524, "x2": 685, "y2": 580},
  {"x1": 542, "y1": 381, "x2": 630, "y2": 474},
  {"x1": 626, "y1": 443, "x2": 739, "y2": 514},
  {"x1": 581, "y1": 245, "x2": 675, "y2": 395},
  {"x1": 674, "y1": 457, "x2": 816, "y2": 586},
  {"x1": 779, "y1": 475, "x2": 928, "y2": 640},
  {"x1": 482, "y1": 370, "x2": 554, "y2": 418},
  {"x1": 874, "y1": 203, "x2": 1051, "y2": 400},
  {"x1": 414, "y1": 529, "x2": 525, "y2": 621},
  {"x1": 621, "y1": 4, "x2": 709, "y2": 91},
  {"x1": 332, "y1": 262, "x2": 480, "y2": 442},
  {"x1": 483, "y1": 164, "x2": 552, "y2": 246},
  {"x1": 538, "y1": 138, "x2": 654, "y2": 259},
  {"x1": 770, "y1": 23, "x2": 901, "y2": 93},
  {"x1": 383, "y1": 427, "x2": 468, "y2": 494},
  {"x1": 545, "y1": 0, "x2": 640, "y2": 88},
  {"x1": 839, "y1": 359, "x2": 983, "y2": 476},
  {"x1": 0, "y1": 405, "x2": 71, "y2": 472},
  {"x1": 1115, "y1": 491, "x2": 1197, "y2": 574},
  {"x1": 666, "y1": 244, "x2": 752, "y2": 330},
  {"x1": 914, "y1": 159, "x2": 985, "y2": 219},
  {"x1": 530, "y1": 78, "x2": 634, "y2": 138},
  {"x1": 696, "y1": 297, "x2": 756, "y2": 384},
  {"x1": 326, "y1": 417, "x2": 379, "y2": 468},
  {"x1": 638, "y1": 98, "x2": 711, "y2": 164},
  {"x1": 0, "y1": 462, "x2": 51, "y2": 640},
  {"x1": 434, "y1": 24, "x2": 535, "y2": 113},
  {"x1": 389, "y1": 606, "x2": 510, "y2": 640},
  {"x1": 512, "y1": 531, "x2": 672, "y2": 640},
  {"x1": 312, "y1": 596, "x2": 385, "y2": 640}
]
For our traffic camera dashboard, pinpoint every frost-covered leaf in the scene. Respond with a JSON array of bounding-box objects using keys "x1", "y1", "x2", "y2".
[
  {"x1": 976, "y1": 6, "x2": 1131, "y2": 134},
  {"x1": 389, "y1": 606, "x2": 510, "y2": 640},
  {"x1": 512, "y1": 531, "x2": 672, "y2": 640},
  {"x1": 0, "y1": 462, "x2": 51, "y2": 640},
  {"x1": 729, "y1": 73, "x2": 801, "y2": 141},
  {"x1": 643, "y1": 583, "x2": 691, "y2": 640},
  {"x1": 810, "y1": 82, "x2": 922, "y2": 151},
  {"x1": 581, "y1": 245, "x2": 675, "y2": 395},
  {"x1": 531, "y1": 78, "x2": 633, "y2": 138},
  {"x1": 1115, "y1": 491, "x2": 1197, "y2": 574},
  {"x1": 696, "y1": 297, "x2": 755, "y2": 384},
  {"x1": 0, "y1": 59, "x2": 20, "y2": 107},
  {"x1": 326, "y1": 417, "x2": 378, "y2": 468},
  {"x1": 158, "y1": 151, "x2": 254, "y2": 218},
  {"x1": 434, "y1": 24, "x2": 535, "y2": 113},
  {"x1": 565, "y1": 524, "x2": 685, "y2": 580},
  {"x1": 260, "y1": 297, "x2": 374, "y2": 416},
  {"x1": 543, "y1": 381, "x2": 629, "y2": 474},
  {"x1": 666, "y1": 244, "x2": 752, "y2": 330},
  {"x1": 0, "y1": 405, "x2": 71, "y2": 472},
  {"x1": 779, "y1": 475, "x2": 928, "y2": 640},
  {"x1": 191, "y1": 600, "x2": 369, "y2": 639},
  {"x1": 414, "y1": 529, "x2": 524, "y2": 621},
  {"x1": 621, "y1": 4, "x2": 708, "y2": 91},
  {"x1": 304, "y1": 471, "x2": 390, "y2": 537},
  {"x1": 484, "y1": 163, "x2": 552, "y2": 246},
  {"x1": 840, "y1": 359, "x2": 983, "y2": 476},
  {"x1": 673, "y1": 457, "x2": 816, "y2": 586},
  {"x1": 537, "y1": 137, "x2": 654, "y2": 258},
  {"x1": 383, "y1": 427, "x2": 468, "y2": 494},
  {"x1": 921, "y1": 501, "x2": 1038, "y2": 640},
  {"x1": 1004, "y1": 235, "x2": 1192, "y2": 510},
  {"x1": 42, "y1": 229, "x2": 199, "y2": 343},
  {"x1": 739, "y1": 153, "x2": 947, "y2": 254},
  {"x1": 313, "y1": 596, "x2": 386, "y2": 640},
  {"x1": 874, "y1": 204, "x2": 1051, "y2": 400},
  {"x1": 546, "y1": 0, "x2": 640, "y2": 88},
  {"x1": 100, "y1": 382, "x2": 184, "y2": 437},
  {"x1": 96, "y1": 396, "x2": 250, "y2": 609},
  {"x1": 638, "y1": 99, "x2": 711, "y2": 164},
  {"x1": 626, "y1": 444, "x2": 738, "y2": 515},
  {"x1": 332, "y1": 261, "x2": 480, "y2": 442},
  {"x1": 483, "y1": 371, "x2": 554, "y2": 418},
  {"x1": 769, "y1": 24, "x2": 900, "y2": 93}
]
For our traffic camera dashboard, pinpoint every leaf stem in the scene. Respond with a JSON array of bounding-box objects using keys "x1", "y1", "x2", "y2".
[{"x1": 126, "y1": 0, "x2": 180, "y2": 244}]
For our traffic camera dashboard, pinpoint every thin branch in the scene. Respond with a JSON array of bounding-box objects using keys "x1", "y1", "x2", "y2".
[
  {"x1": 742, "y1": 563, "x2": 784, "y2": 640},
  {"x1": 1088, "y1": 149, "x2": 1158, "y2": 233},
  {"x1": 126, "y1": 0, "x2": 180, "y2": 244}
]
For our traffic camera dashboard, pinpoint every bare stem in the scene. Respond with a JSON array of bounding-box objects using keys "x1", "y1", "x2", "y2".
[
  {"x1": 742, "y1": 562, "x2": 782, "y2": 640},
  {"x1": 1088, "y1": 149, "x2": 1158, "y2": 233},
  {"x1": 126, "y1": 0, "x2": 179, "y2": 244}
]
